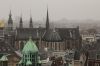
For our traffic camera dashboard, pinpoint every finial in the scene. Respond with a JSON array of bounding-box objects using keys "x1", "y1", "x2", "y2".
[{"x1": 29, "y1": 36, "x2": 32, "y2": 41}]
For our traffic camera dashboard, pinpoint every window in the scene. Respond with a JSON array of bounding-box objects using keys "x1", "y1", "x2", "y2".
[{"x1": 96, "y1": 54, "x2": 100, "y2": 60}]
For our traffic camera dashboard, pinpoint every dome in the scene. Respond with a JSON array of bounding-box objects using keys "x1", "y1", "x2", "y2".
[{"x1": 22, "y1": 37, "x2": 38, "y2": 54}]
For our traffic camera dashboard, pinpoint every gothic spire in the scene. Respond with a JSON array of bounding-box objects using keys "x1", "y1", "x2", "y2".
[
  {"x1": 8, "y1": 10, "x2": 13, "y2": 29},
  {"x1": 19, "y1": 15, "x2": 23, "y2": 28},
  {"x1": 29, "y1": 16, "x2": 33, "y2": 28},
  {"x1": 46, "y1": 8, "x2": 49, "y2": 30},
  {"x1": 9, "y1": 10, "x2": 12, "y2": 18}
]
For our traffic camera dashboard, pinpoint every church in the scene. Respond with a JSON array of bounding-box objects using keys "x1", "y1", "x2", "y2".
[{"x1": 0, "y1": 9, "x2": 82, "y2": 52}]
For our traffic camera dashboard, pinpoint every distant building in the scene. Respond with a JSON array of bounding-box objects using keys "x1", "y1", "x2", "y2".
[
  {"x1": 14, "y1": 9, "x2": 82, "y2": 51},
  {"x1": 81, "y1": 31, "x2": 96, "y2": 44}
]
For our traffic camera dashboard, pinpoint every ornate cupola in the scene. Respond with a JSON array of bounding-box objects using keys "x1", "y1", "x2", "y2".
[
  {"x1": 46, "y1": 8, "x2": 50, "y2": 30},
  {"x1": 8, "y1": 10, "x2": 13, "y2": 30},
  {"x1": 19, "y1": 15, "x2": 23, "y2": 28},
  {"x1": 29, "y1": 16, "x2": 33, "y2": 28},
  {"x1": 22, "y1": 37, "x2": 38, "y2": 54},
  {"x1": 19, "y1": 37, "x2": 39, "y2": 66}
]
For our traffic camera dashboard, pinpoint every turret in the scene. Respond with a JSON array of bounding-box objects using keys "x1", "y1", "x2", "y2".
[
  {"x1": 29, "y1": 16, "x2": 33, "y2": 28},
  {"x1": 19, "y1": 15, "x2": 23, "y2": 28},
  {"x1": 19, "y1": 37, "x2": 39, "y2": 66},
  {"x1": 8, "y1": 10, "x2": 13, "y2": 30}
]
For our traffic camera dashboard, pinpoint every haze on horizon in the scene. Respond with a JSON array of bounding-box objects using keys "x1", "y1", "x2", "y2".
[{"x1": 0, "y1": 0, "x2": 100, "y2": 21}]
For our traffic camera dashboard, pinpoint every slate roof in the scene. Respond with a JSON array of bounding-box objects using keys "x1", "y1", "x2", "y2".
[
  {"x1": 16, "y1": 27, "x2": 80, "y2": 41},
  {"x1": 42, "y1": 29, "x2": 62, "y2": 42},
  {"x1": 58, "y1": 28, "x2": 80, "y2": 40},
  {"x1": 16, "y1": 28, "x2": 44, "y2": 40}
]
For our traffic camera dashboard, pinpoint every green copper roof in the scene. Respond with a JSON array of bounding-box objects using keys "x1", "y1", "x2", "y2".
[
  {"x1": 22, "y1": 37, "x2": 38, "y2": 54},
  {"x1": 0, "y1": 55, "x2": 8, "y2": 61},
  {"x1": 26, "y1": 60, "x2": 32, "y2": 65}
]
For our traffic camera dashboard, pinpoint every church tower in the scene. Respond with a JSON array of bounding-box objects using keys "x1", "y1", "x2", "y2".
[
  {"x1": 8, "y1": 10, "x2": 13, "y2": 30},
  {"x1": 46, "y1": 8, "x2": 50, "y2": 30},
  {"x1": 19, "y1": 16, "x2": 23, "y2": 28},
  {"x1": 29, "y1": 16, "x2": 33, "y2": 28}
]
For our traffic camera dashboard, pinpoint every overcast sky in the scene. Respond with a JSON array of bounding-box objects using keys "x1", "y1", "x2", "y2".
[{"x1": 0, "y1": 0, "x2": 100, "y2": 21}]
